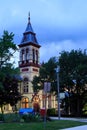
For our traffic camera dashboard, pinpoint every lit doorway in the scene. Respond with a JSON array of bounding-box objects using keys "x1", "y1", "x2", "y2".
[{"x1": 22, "y1": 97, "x2": 29, "y2": 108}]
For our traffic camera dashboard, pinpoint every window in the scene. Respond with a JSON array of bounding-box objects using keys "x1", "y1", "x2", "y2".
[
  {"x1": 26, "y1": 48, "x2": 29, "y2": 61},
  {"x1": 23, "y1": 86, "x2": 28, "y2": 93},
  {"x1": 20, "y1": 50, "x2": 23, "y2": 61},
  {"x1": 22, "y1": 49, "x2": 25, "y2": 61},
  {"x1": 36, "y1": 50, "x2": 38, "y2": 64},
  {"x1": 22, "y1": 97, "x2": 29, "y2": 108},
  {"x1": 32, "y1": 49, "x2": 35, "y2": 63},
  {"x1": 23, "y1": 78, "x2": 29, "y2": 93}
]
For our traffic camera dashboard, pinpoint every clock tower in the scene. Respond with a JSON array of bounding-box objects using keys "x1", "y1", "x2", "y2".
[{"x1": 18, "y1": 14, "x2": 41, "y2": 108}]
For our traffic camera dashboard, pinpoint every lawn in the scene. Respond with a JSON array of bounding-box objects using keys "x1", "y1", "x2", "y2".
[{"x1": 0, "y1": 120, "x2": 87, "y2": 130}]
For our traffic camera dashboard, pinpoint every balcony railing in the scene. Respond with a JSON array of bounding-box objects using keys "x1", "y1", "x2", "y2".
[{"x1": 18, "y1": 60, "x2": 39, "y2": 67}]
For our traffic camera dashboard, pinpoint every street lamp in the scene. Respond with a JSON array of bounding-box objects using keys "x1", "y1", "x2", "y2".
[
  {"x1": 43, "y1": 81, "x2": 51, "y2": 129},
  {"x1": 55, "y1": 65, "x2": 60, "y2": 120}
]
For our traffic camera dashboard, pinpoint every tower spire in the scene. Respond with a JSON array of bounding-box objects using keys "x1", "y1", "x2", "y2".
[{"x1": 28, "y1": 12, "x2": 30, "y2": 23}]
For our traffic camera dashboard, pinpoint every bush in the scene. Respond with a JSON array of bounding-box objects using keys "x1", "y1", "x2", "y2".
[
  {"x1": 0, "y1": 114, "x2": 4, "y2": 121},
  {"x1": 4, "y1": 113, "x2": 21, "y2": 123},
  {"x1": 82, "y1": 103, "x2": 87, "y2": 115},
  {"x1": 47, "y1": 108, "x2": 56, "y2": 116},
  {"x1": 21, "y1": 113, "x2": 41, "y2": 122},
  {"x1": 0, "y1": 113, "x2": 42, "y2": 123}
]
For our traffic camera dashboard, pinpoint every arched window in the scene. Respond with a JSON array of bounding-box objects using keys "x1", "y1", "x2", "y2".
[
  {"x1": 23, "y1": 77, "x2": 29, "y2": 93},
  {"x1": 36, "y1": 50, "x2": 38, "y2": 64},
  {"x1": 22, "y1": 97, "x2": 29, "y2": 108},
  {"x1": 22, "y1": 49, "x2": 25, "y2": 61},
  {"x1": 32, "y1": 49, "x2": 35, "y2": 63},
  {"x1": 20, "y1": 50, "x2": 23, "y2": 61},
  {"x1": 26, "y1": 48, "x2": 29, "y2": 62}
]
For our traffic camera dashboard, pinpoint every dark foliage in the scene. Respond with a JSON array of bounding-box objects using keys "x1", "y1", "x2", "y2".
[
  {"x1": 59, "y1": 49, "x2": 87, "y2": 116},
  {"x1": 0, "y1": 30, "x2": 21, "y2": 113},
  {"x1": 32, "y1": 57, "x2": 58, "y2": 92},
  {"x1": 0, "y1": 75, "x2": 21, "y2": 107}
]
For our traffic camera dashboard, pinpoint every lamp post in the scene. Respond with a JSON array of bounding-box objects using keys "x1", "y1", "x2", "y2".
[
  {"x1": 43, "y1": 81, "x2": 51, "y2": 129},
  {"x1": 55, "y1": 65, "x2": 60, "y2": 120}
]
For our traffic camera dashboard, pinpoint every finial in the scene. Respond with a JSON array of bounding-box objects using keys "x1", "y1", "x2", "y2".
[{"x1": 28, "y1": 12, "x2": 30, "y2": 23}]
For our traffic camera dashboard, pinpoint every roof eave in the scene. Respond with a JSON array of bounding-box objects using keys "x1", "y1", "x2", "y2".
[{"x1": 18, "y1": 42, "x2": 41, "y2": 48}]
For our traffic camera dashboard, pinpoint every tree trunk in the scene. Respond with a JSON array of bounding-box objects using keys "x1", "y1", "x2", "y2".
[
  {"x1": 1, "y1": 105, "x2": 4, "y2": 114},
  {"x1": 0, "y1": 105, "x2": 4, "y2": 121}
]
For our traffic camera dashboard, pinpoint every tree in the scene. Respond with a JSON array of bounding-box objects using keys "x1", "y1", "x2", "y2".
[
  {"x1": 59, "y1": 49, "x2": 87, "y2": 116},
  {"x1": 0, "y1": 75, "x2": 21, "y2": 113},
  {"x1": 33, "y1": 50, "x2": 87, "y2": 115},
  {"x1": 0, "y1": 31, "x2": 21, "y2": 113},
  {"x1": 32, "y1": 49, "x2": 87, "y2": 116},
  {"x1": 32, "y1": 57, "x2": 58, "y2": 92},
  {"x1": 0, "y1": 31, "x2": 17, "y2": 69}
]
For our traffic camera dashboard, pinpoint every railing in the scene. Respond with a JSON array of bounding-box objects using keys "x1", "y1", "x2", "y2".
[{"x1": 18, "y1": 60, "x2": 39, "y2": 67}]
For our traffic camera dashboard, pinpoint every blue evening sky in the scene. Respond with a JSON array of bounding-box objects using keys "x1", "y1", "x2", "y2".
[{"x1": 0, "y1": 0, "x2": 87, "y2": 67}]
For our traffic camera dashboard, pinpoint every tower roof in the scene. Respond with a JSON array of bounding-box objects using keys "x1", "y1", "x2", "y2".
[
  {"x1": 25, "y1": 12, "x2": 34, "y2": 33},
  {"x1": 19, "y1": 13, "x2": 40, "y2": 47}
]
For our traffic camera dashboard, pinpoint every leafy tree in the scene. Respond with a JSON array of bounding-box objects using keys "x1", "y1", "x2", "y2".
[
  {"x1": 82, "y1": 90, "x2": 87, "y2": 115},
  {"x1": 0, "y1": 31, "x2": 21, "y2": 114},
  {"x1": 0, "y1": 75, "x2": 21, "y2": 113},
  {"x1": 32, "y1": 57, "x2": 58, "y2": 92},
  {"x1": 59, "y1": 49, "x2": 87, "y2": 116},
  {"x1": 32, "y1": 49, "x2": 87, "y2": 116},
  {"x1": 0, "y1": 31, "x2": 17, "y2": 68}
]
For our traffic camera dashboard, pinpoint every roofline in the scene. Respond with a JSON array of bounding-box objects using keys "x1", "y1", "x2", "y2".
[
  {"x1": 18, "y1": 42, "x2": 41, "y2": 48},
  {"x1": 19, "y1": 62, "x2": 40, "y2": 68}
]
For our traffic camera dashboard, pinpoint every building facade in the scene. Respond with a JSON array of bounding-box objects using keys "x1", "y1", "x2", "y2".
[
  {"x1": 18, "y1": 14, "x2": 42, "y2": 109},
  {"x1": 0, "y1": 14, "x2": 57, "y2": 113},
  {"x1": 18, "y1": 14, "x2": 57, "y2": 111}
]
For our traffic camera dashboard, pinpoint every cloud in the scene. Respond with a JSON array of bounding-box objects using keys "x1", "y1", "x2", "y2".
[
  {"x1": 9, "y1": 39, "x2": 87, "y2": 67},
  {"x1": 10, "y1": 50, "x2": 19, "y2": 68},
  {"x1": 40, "y1": 39, "x2": 87, "y2": 62},
  {"x1": 1, "y1": 0, "x2": 87, "y2": 43},
  {"x1": 0, "y1": 0, "x2": 87, "y2": 67}
]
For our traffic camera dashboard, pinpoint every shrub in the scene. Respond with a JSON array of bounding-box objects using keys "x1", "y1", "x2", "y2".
[
  {"x1": 4, "y1": 113, "x2": 21, "y2": 122},
  {"x1": 47, "y1": 108, "x2": 56, "y2": 116},
  {"x1": 21, "y1": 113, "x2": 41, "y2": 122},
  {"x1": 82, "y1": 103, "x2": 87, "y2": 115},
  {"x1": 0, "y1": 114, "x2": 4, "y2": 121}
]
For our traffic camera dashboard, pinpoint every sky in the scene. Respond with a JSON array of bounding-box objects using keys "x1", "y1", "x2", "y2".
[{"x1": 0, "y1": 0, "x2": 87, "y2": 67}]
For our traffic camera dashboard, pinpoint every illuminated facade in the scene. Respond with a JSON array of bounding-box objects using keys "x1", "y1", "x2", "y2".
[
  {"x1": 18, "y1": 14, "x2": 41, "y2": 109},
  {"x1": 0, "y1": 14, "x2": 57, "y2": 113},
  {"x1": 18, "y1": 14, "x2": 57, "y2": 110}
]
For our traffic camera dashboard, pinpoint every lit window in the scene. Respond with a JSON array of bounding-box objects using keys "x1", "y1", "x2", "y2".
[{"x1": 22, "y1": 97, "x2": 29, "y2": 108}]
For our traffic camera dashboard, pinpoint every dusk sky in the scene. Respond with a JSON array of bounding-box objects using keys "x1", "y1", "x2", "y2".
[{"x1": 0, "y1": 0, "x2": 87, "y2": 67}]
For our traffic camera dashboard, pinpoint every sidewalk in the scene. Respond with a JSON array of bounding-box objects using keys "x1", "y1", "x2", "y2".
[
  {"x1": 63, "y1": 125, "x2": 87, "y2": 130},
  {"x1": 50, "y1": 117, "x2": 87, "y2": 122},
  {"x1": 50, "y1": 117, "x2": 87, "y2": 130}
]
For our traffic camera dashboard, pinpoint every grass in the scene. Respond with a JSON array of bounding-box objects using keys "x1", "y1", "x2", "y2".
[{"x1": 0, "y1": 120, "x2": 87, "y2": 130}]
